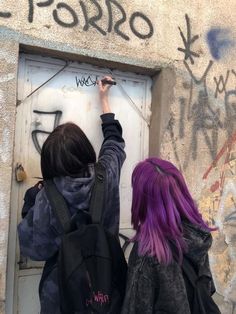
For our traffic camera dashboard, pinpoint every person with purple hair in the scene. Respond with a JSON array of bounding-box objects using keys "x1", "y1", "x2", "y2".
[{"x1": 121, "y1": 157, "x2": 220, "y2": 314}]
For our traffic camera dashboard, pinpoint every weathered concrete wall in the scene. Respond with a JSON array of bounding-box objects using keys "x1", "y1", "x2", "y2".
[
  {"x1": 0, "y1": 0, "x2": 236, "y2": 313},
  {"x1": 0, "y1": 41, "x2": 18, "y2": 313}
]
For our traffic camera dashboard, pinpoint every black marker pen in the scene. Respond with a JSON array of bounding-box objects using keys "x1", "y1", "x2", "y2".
[{"x1": 101, "y1": 79, "x2": 117, "y2": 85}]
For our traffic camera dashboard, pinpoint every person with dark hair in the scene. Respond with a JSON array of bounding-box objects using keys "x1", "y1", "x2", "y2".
[
  {"x1": 18, "y1": 76, "x2": 126, "y2": 314},
  {"x1": 121, "y1": 157, "x2": 219, "y2": 314}
]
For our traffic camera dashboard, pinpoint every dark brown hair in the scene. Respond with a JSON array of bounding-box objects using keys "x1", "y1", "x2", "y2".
[{"x1": 41, "y1": 122, "x2": 96, "y2": 179}]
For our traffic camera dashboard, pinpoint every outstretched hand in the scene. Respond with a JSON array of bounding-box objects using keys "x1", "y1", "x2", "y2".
[{"x1": 97, "y1": 76, "x2": 114, "y2": 114}]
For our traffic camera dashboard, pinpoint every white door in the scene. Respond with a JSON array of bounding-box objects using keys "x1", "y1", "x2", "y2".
[{"x1": 6, "y1": 54, "x2": 152, "y2": 314}]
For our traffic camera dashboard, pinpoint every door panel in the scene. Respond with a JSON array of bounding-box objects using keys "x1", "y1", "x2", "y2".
[{"x1": 7, "y1": 54, "x2": 152, "y2": 313}]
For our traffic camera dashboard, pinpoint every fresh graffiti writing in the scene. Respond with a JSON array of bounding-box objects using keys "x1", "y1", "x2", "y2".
[
  {"x1": 2, "y1": 0, "x2": 154, "y2": 41},
  {"x1": 75, "y1": 75, "x2": 98, "y2": 88}
]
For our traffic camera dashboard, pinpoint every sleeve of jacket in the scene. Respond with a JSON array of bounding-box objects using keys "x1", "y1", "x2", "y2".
[
  {"x1": 98, "y1": 113, "x2": 126, "y2": 179},
  {"x1": 18, "y1": 188, "x2": 61, "y2": 261},
  {"x1": 98, "y1": 113, "x2": 126, "y2": 235}
]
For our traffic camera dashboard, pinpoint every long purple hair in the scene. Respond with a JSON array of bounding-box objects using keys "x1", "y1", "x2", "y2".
[{"x1": 131, "y1": 157, "x2": 215, "y2": 264}]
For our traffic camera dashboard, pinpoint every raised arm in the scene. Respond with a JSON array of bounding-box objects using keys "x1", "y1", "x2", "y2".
[
  {"x1": 96, "y1": 76, "x2": 126, "y2": 234},
  {"x1": 97, "y1": 76, "x2": 126, "y2": 180}
]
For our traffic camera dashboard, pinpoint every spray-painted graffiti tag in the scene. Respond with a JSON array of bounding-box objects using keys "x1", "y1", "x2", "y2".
[
  {"x1": 178, "y1": 14, "x2": 200, "y2": 65},
  {"x1": 0, "y1": 0, "x2": 154, "y2": 41},
  {"x1": 32, "y1": 110, "x2": 62, "y2": 154},
  {"x1": 75, "y1": 75, "x2": 98, "y2": 88},
  {"x1": 173, "y1": 14, "x2": 236, "y2": 172}
]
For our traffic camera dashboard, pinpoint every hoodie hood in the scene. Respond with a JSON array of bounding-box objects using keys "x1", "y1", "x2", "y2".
[
  {"x1": 53, "y1": 164, "x2": 95, "y2": 216},
  {"x1": 183, "y1": 221, "x2": 212, "y2": 267}
]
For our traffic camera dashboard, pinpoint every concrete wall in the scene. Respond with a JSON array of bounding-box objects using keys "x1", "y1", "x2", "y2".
[{"x1": 0, "y1": 0, "x2": 236, "y2": 313}]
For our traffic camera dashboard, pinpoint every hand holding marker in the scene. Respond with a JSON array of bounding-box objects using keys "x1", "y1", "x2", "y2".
[{"x1": 101, "y1": 78, "x2": 116, "y2": 85}]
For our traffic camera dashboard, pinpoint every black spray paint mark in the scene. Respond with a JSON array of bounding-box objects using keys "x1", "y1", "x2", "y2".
[
  {"x1": 0, "y1": 11, "x2": 11, "y2": 18},
  {"x1": 171, "y1": 58, "x2": 227, "y2": 169},
  {"x1": 28, "y1": 0, "x2": 54, "y2": 23},
  {"x1": 80, "y1": 0, "x2": 106, "y2": 36},
  {"x1": 28, "y1": 0, "x2": 34, "y2": 23},
  {"x1": 184, "y1": 59, "x2": 222, "y2": 163},
  {"x1": 225, "y1": 210, "x2": 236, "y2": 223},
  {"x1": 167, "y1": 113, "x2": 183, "y2": 172},
  {"x1": 37, "y1": 0, "x2": 54, "y2": 7},
  {"x1": 53, "y1": 3, "x2": 79, "y2": 28},
  {"x1": 214, "y1": 70, "x2": 230, "y2": 98},
  {"x1": 129, "y1": 12, "x2": 154, "y2": 40},
  {"x1": 224, "y1": 90, "x2": 236, "y2": 137},
  {"x1": 75, "y1": 75, "x2": 98, "y2": 87},
  {"x1": 184, "y1": 60, "x2": 213, "y2": 92},
  {"x1": 232, "y1": 69, "x2": 236, "y2": 89},
  {"x1": 27, "y1": 0, "x2": 154, "y2": 41},
  {"x1": 178, "y1": 96, "x2": 186, "y2": 139},
  {"x1": 106, "y1": 0, "x2": 129, "y2": 40},
  {"x1": 178, "y1": 14, "x2": 200, "y2": 64},
  {"x1": 32, "y1": 110, "x2": 62, "y2": 154}
]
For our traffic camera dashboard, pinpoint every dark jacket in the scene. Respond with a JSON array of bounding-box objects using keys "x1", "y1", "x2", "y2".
[
  {"x1": 121, "y1": 221, "x2": 216, "y2": 314},
  {"x1": 18, "y1": 113, "x2": 126, "y2": 314}
]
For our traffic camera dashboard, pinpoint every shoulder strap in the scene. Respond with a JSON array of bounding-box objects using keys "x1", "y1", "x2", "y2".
[
  {"x1": 44, "y1": 180, "x2": 71, "y2": 233},
  {"x1": 182, "y1": 255, "x2": 198, "y2": 288},
  {"x1": 44, "y1": 162, "x2": 106, "y2": 232},
  {"x1": 89, "y1": 162, "x2": 106, "y2": 224}
]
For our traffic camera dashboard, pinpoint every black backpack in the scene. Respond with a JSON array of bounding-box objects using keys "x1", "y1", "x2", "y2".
[
  {"x1": 182, "y1": 256, "x2": 221, "y2": 314},
  {"x1": 42, "y1": 163, "x2": 127, "y2": 314}
]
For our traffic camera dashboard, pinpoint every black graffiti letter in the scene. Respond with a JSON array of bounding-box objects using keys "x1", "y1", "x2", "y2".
[
  {"x1": 129, "y1": 12, "x2": 153, "y2": 40},
  {"x1": 178, "y1": 14, "x2": 200, "y2": 64},
  {"x1": 28, "y1": 0, "x2": 54, "y2": 22},
  {"x1": 0, "y1": 7, "x2": 11, "y2": 18},
  {"x1": 106, "y1": 0, "x2": 129, "y2": 41},
  {"x1": 53, "y1": 3, "x2": 78, "y2": 28},
  {"x1": 0, "y1": 12, "x2": 11, "y2": 18},
  {"x1": 80, "y1": 0, "x2": 106, "y2": 36},
  {"x1": 37, "y1": 0, "x2": 54, "y2": 7},
  {"x1": 28, "y1": 0, "x2": 34, "y2": 22},
  {"x1": 31, "y1": 110, "x2": 62, "y2": 154},
  {"x1": 214, "y1": 70, "x2": 230, "y2": 98}
]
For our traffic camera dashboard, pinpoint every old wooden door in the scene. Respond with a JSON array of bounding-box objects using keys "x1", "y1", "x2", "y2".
[{"x1": 6, "y1": 53, "x2": 152, "y2": 313}]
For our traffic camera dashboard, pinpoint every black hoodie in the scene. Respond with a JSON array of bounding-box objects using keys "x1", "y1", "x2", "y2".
[{"x1": 121, "y1": 221, "x2": 215, "y2": 314}]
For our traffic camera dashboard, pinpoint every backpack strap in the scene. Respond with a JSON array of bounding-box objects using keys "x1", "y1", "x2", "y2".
[
  {"x1": 44, "y1": 180, "x2": 71, "y2": 233},
  {"x1": 89, "y1": 162, "x2": 106, "y2": 224}
]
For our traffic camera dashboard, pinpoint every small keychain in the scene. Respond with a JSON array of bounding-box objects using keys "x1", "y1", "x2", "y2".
[{"x1": 15, "y1": 163, "x2": 27, "y2": 182}]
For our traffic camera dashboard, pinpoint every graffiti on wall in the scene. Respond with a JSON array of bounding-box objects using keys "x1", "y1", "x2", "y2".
[
  {"x1": 170, "y1": 13, "x2": 236, "y2": 313},
  {"x1": 75, "y1": 75, "x2": 98, "y2": 88},
  {"x1": 0, "y1": 0, "x2": 154, "y2": 41},
  {"x1": 168, "y1": 14, "x2": 236, "y2": 172},
  {"x1": 32, "y1": 110, "x2": 62, "y2": 153}
]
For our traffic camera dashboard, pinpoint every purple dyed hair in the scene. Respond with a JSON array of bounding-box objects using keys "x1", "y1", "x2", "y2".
[{"x1": 131, "y1": 157, "x2": 215, "y2": 265}]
